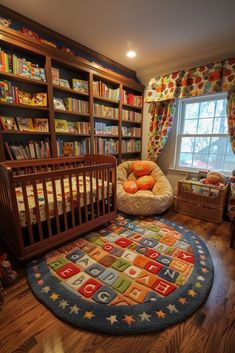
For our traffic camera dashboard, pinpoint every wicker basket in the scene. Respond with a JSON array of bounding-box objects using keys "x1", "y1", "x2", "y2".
[{"x1": 176, "y1": 177, "x2": 228, "y2": 223}]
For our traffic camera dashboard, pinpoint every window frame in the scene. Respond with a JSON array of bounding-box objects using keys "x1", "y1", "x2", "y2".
[{"x1": 174, "y1": 92, "x2": 231, "y2": 173}]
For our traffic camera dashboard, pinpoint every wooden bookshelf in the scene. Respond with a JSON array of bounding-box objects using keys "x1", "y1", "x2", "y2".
[{"x1": 0, "y1": 23, "x2": 144, "y2": 162}]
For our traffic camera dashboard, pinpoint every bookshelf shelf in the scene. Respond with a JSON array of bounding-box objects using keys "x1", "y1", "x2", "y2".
[
  {"x1": 54, "y1": 109, "x2": 90, "y2": 117},
  {"x1": 52, "y1": 85, "x2": 89, "y2": 97},
  {"x1": 122, "y1": 103, "x2": 142, "y2": 110},
  {"x1": 0, "y1": 24, "x2": 144, "y2": 162},
  {"x1": 1, "y1": 130, "x2": 51, "y2": 135},
  {"x1": 0, "y1": 101, "x2": 49, "y2": 110},
  {"x1": 93, "y1": 96, "x2": 119, "y2": 104},
  {"x1": 0, "y1": 71, "x2": 48, "y2": 86}
]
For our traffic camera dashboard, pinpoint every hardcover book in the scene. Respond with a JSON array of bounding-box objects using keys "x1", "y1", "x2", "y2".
[
  {"x1": 63, "y1": 142, "x2": 74, "y2": 156},
  {"x1": 59, "y1": 79, "x2": 70, "y2": 88},
  {"x1": 0, "y1": 116, "x2": 18, "y2": 131},
  {"x1": 51, "y1": 67, "x2": 60, "y2": 85},
  {"x1": 55, "y1": 119, "x2": 68, "y2": 132},
  {"x1": 72, "y1": 79, "x2": 88, "y2": 94},
  {"x1": 33, "y1": 118, "x2": 49, "y2": 132},
  {"x1": 53, "y1": 97, "x2": 66, "y2": 110},
  {"x1": 67, "y1": 121, "x2": 77, "y2": 133},
  {"x1": 32, "y1": 93, "x2": 47, "y2": 106},
  {"x1": 18, "y1": 91, "x2": 32, "y2": 105},
  {"x1": 16, "y1": 117, "x2": 34, "y2": 131}
]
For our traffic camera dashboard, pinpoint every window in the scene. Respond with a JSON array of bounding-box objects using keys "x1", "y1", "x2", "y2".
[{"x1": 175, "y1": 93, "x2": 235, "y2": 173}]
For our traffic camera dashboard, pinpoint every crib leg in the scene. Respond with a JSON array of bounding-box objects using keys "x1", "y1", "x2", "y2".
[{"x1": 104, "y1": 221, "x2": 110, "y2": 228}]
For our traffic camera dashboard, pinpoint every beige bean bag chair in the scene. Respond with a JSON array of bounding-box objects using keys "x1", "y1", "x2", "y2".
[{"x1": 117, "y1": 160, "x2": 173, "y2": 216}]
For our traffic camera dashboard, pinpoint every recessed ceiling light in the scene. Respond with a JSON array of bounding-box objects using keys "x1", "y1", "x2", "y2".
[{"x1": 126, "y1": 50, "x2": 136, "y2": 58}]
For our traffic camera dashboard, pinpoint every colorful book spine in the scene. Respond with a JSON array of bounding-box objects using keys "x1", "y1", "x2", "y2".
[
  {"x1": 122, "y1": 139, "x2": 141, "y2": 153},
  {"x1": 122, "y1": 109, "x2": 142, "y2": 123},
  {"x1": 122, "y1": 90, "x2": 143, "y2": 107}
]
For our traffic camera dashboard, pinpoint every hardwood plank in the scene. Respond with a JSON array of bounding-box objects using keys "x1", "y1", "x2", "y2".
[{"x1": 0, "y1": 211, "x2": 234, "y2": 353}]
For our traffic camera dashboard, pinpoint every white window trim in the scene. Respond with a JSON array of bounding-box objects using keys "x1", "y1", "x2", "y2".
[{"x1": 174, "y1": 92, "x2": 230, "y2": 174}]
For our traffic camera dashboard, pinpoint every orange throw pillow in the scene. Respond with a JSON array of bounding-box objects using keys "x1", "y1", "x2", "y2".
[
  {"x1": 132, "y1": 162, "x2": 151, "y2": 177},
  {"x1": 136, "y1": 175, "x2": 155, "y2": 190},
  {"x1": 123, "y1": 180, "x2": 138, "y2": 194}
]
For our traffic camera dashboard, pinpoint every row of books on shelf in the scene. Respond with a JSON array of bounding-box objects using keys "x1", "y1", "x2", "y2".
[
  {"x1": 122, "y1": 139, "x2": 141, "y2": 153},
  {"x1": 53, "y1": 97, "x2": 88, "y2": 114},
  {"x1": 5, "y1": 139, "x2": 51, "y2": 160},
  {"x1": 51, "y1": 68, "x2": 88, "y2": 94},
  {"x1": 56, "y1": 138, "x2": 90, "y2": 157},
  {"x1": 94, "y1": 137, "x2": 118, "y2": 155},
  {"x1": 122, "y1": 127, "x2": 141, "y2": 137},
  {"x1": 0, "y1": 48, "x2": 46, "y2": 81},
  {"x1": 95, "y1": 123, "x2": 118, "y2": 136},
  {"x1": 0, "y1": 80, "x2": 47, "y2": 106},
  {"x1": 93, "y1": 81, "x2": 120, "y2": 101},
  {"x1": 122, "y1": 109, "x2": 141, "y2": 123},
  {"x1": 55, "y1": 119, "x2": 90, "y2": 134},
  {"x1": 122, "y1": 91, "x2": 143, "y2": 107},
  {"x1": 0, "y1": 116, "x2": 49, "y2": 132},
  {"x1": 93, "y1": 104, "x2": 118, "y2": 119}
]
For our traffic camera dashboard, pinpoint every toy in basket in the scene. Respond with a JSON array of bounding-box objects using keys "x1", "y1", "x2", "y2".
[{"x1": 176, "y1": 171, "x2": 228, "y2": 223}]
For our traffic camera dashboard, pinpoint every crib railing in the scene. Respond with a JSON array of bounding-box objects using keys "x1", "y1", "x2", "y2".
[{"x1": 0, "y1": 155, "x2": 117, "y2": 260}]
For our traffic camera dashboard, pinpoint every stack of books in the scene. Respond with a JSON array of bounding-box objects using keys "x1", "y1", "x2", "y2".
[
  {"x1": 0, "y1": 80, "x2": 47, "y2": 106},
  {"x1": 0, "y1": 116, "x2": 49, "y2": 132},
  {"x1": 5, "y1": 139, "x2": 51, "y2": 160},
  {"x1": 93, "y1": 81, "x2": 119, "y2": 101},
  {"x1": 122, "y1": 91, "x2": 142, "y2": 107},
  {"x1": 55, "y1": 119, "x2": 89, "y2": 134},
  {"x1": 122, "y1": 139, "x2": 141, "y2": 153},
  {"x1": 95, "y1": 122, "x2": 118, "y2": 136},
  {"x1": 122, "y1": 126, "x2": 141, "y2": 137},
  {"x1": 93, "y1": 104, "x2": 118, "y2": 119},
  {"x1": 0, "y1": 49, "x2": 46, "y2": 81},
  {"x1": 94, "y1": 137, "x2": 118, "y2": 154},
  {"x1": 56, "y1": 138, "x2": 90, "y2": 156},
  {"x1": 53, "y1": 97, "x2": 88, "y2": 114},
  {"x1": 122, "y1": 109, "x2": 141, "y2": 123}
]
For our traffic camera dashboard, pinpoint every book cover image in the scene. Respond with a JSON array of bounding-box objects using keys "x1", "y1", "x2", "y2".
[
  {"x1": 59, "y1": 79, "x2": 70, "y2": 88},
  {"x1": 0, "y1": 116, "x2": 18, "y2": 131},
  {"x1": 16, "y1": 117, "x2": 34, "y2": 131},
  {"x1": 51, "y1": 67, "x2": 60, "y2": 85},
  {"x1": 67, "y1": 121, "x2": 77, "y2": 133},
  {"x1": 33, "y1": 93, "x2": 47, "y2": 106},
  {"x1": 72, "y1": 79, "x2": 88, "y2": 93},
  {"x1": 53, "y1": 97, "x2": 66, "y2": 110},
  {"x1": 18, "y1": 91, "x2": 32, "y2": 105},
  {"x1": 33, "y1": 118, "x2": 49, "y2": 132},
  {"x1": 63, "y1": 142, "x2": 74, "y2": 156},
  {"x1": 55, "y1": 119, "x2": 68, "y2": 132}
]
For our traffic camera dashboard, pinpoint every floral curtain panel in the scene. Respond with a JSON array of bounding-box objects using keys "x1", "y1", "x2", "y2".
[{"x1": 146, "y1": 57, "x2": 235, "y2": 160}]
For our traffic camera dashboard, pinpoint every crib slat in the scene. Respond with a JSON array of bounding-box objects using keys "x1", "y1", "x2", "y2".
[
  {"x1": 83, "y1": 172, "x2": 88, "y2": 223},
  {"x1": 96, "y1": 168, "x2": 100, "y2": 218},
  {"x1": 60, "y1": 177, "x2": 68, "y2": 230},
  {"x1": 69, "y1": 173, "x2": 75, "y2": 228},
  {"x1": 21, "y1": 184, "x2": 34, "y2": 245},
  {"x1": 101, "y1": 168, "x2": 105, "y2": 215},
  {"x1": 32, "y1": 180, "x2": 43, "y2": 241},
  {"x1": 107, "y1": 168, "x2": 110, "y2": 213},
  {"x1": 89, "y1": 170, "x2": 94, "y2": 220},
  {"x1": 42, "y1": 177, "x2": 52, "y2": 238},
  {"x1": 76, "y1": 174, "x2": 82, "y2": 225},
  {"x1": 52, "y1": 177, "x2": 60, "y2": 234}
]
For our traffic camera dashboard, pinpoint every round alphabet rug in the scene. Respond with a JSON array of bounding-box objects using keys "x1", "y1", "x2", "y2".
[{"x1": 27, "y1": 214, "x2": 214, "y2": 334}]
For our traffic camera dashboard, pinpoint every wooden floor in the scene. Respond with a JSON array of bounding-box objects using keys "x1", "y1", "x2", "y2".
[{"x1": 1, "y1": 211, "x2": 235, "y2": 353}]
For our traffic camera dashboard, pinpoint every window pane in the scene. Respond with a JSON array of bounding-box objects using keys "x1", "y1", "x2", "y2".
[
  {"x1": 226, "y1": 141, "x2": 235, "y2": 155},
  {"x1": 194, "y1": 137, "x2": 210, "y2": 153},
  {"x1": 197, "y1": 118, "x2": 213, "y2": 134},
  {"x1": 208, "y1": 155, "x2": 224, "y2": 170},
  {"x1": 185, "y1": 103, "x2": 199, "y2": 119},
  {"x1": 181, "y1": 137, "x2": 194, "y2": 152},
  {"x1": 183, "y1": 119, "x2": 197, "y2": 134},
  {"x1": 192, "y1": 154, "x2": 208, "y2": 169},
  {"x1": 200, "y1": 101, "x2": 215, "y2": 118},
  {"x1": 224, "y1": 155, "x2": 235, "y2": 172},
  {"x1": 215, "y1": 99, "x2": 227, "y2": 117},
  {"x1": 210, "y1": 137, "x2": 227, "y2": 155},
  {"x1": 179, "y1": 152, "x2": 193, "y2": 167},
  {"x1": 213, "y1": 118, "x2": 228, "y2": 133}
]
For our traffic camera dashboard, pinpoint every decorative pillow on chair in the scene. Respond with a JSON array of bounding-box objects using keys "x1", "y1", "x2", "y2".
[
  {"x1": 123, "y1": 180, "x2": 138, "y2": 194},
  {"x1": 136, "y1": 175, "x2": 155, "y2": 190},
  {"x1": 132, "y1": 161, "x2": 151, "y2": 177}
]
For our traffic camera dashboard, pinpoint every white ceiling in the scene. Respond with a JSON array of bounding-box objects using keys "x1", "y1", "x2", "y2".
[{"x1": 1, "y1": 0, "x2": 235, "y2": 82}]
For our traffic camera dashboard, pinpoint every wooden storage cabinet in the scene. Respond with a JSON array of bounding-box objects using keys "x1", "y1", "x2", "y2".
[
  {"x1": 175, "y1": 178, "x2": 229, "y2": 223},
  {"x1": 0, "y1": 25, "x2": 144, "y2": 163}
]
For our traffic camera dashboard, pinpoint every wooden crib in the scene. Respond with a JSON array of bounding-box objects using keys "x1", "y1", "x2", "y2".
[{"x1": 0, "y1": 154, "x2": 117, "y2": 261}]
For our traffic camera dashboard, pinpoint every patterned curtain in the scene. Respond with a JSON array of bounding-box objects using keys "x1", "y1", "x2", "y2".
[
  {"x1": 146, "y1": 57, "x2": 235, "y2": 158},
  {"x1": 227, "y1": 91, "x2": 235, "y2": 153},
  {"x1": 148, "y1": 100, "x2": 175, "y2": 161}
]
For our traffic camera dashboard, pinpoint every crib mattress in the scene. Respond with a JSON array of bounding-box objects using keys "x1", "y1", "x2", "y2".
[{"x1": 15, "y1": 176, "x2": 112, "y2": 227}]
